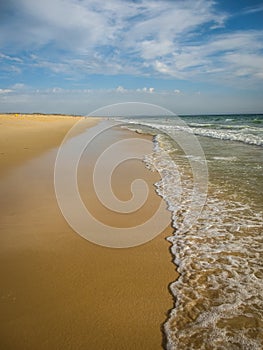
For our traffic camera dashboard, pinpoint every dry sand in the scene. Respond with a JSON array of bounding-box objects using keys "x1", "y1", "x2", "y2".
[
  {"x1": 0, "y1": 114, "x2": 176, "y2": 349},
  {"x1": 0, "y1": 114, "x2": 92, "y2": 175}
]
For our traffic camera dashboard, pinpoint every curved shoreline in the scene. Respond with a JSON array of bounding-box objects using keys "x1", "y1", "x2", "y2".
[{"x1": 0, "y1": 116, "x2": 176, "y2": 349}]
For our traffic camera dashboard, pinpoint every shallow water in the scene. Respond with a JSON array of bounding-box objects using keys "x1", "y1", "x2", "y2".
[{"x1": 121, "y1": 114, "x2": 263, "y2": 349}]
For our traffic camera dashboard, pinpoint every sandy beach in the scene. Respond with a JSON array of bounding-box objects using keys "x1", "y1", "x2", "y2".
[
  {"x1": 0, "y1": 114, "x2": 176, "y2": 349},
  {"x1": 0, "y1": 114, "x2": 88, "y2": 176}
]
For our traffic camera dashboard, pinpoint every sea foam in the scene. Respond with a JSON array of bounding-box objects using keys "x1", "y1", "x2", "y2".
[{"x1": 122, "y1": 116, "x2": 263, "y2": 349}]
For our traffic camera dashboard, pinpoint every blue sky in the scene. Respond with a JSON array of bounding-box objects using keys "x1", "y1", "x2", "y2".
[{"x1": 0, "y1": 0, "x2": 263, "y2": 115}]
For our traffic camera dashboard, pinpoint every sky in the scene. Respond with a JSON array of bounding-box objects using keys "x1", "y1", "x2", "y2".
[{"x1": 0, "y1": 0, "x2": 263, "y2": 115}]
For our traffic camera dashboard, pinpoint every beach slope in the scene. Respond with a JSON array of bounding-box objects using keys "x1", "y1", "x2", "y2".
[{"x1": 0, "y1": 115, "x2": 175, "y2": 349}]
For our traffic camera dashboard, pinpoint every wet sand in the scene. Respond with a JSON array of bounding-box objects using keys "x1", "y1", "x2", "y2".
[{"x1": 0, "y1": 115, "x2": 176, "y2": 349}]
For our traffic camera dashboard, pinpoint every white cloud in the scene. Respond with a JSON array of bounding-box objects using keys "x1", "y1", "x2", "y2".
[
  {"x1": 0, "y1": 0, "x2": 262, "y2": 87},
  {"x1": 223, "y1": 52, "x2": 263, "y2": 79},
  {"x1": 138, "y1": 39, "x2": 174, "y2": 60},
  {"x1": 149, "y1": 30, "x2": 263, "y2": 85},
  {"x1": 123, "y1": 0, "x2": 226, "y2": 56},
  {"x1": 240, "y1": 4, "x2": 263, "y2": 15},
  {"x1": 154, "y1": 61, "x2": 170, "y2": 74},
  {"x1": 116, "y1": 86, "x2": 127, "y2": 93},
  {"x1": 0, "y1": 53, "x2": 23, "y2": 63},
  {"x1": 0, "y1": 89, "x2": 12, "y2": 94},
  {"x1": 0, "y1": 0, "x2": 227, "y2": 56},
  {"x1": 32, "y1": 58, "x2": 70, "y2": 74},
  {"x1": 12, "y1": 83, "x2": 26, "y2": 90},
  {"x1": 51, "y1": 87, "x2": 64, "y2": 93},
  {"x1": 136, "y1": 87, "x2": 155, "y2": 93},
  {"x1": 174, "y1": 89, "x2": 181, "y2": 94}
]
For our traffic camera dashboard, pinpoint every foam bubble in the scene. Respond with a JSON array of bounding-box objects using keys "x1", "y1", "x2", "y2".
[
  {"x1": 144, "y1": 133, "x2": 263, "y2": 349},
  {"x1": 119, "y1": 118, "x2": 263, "y2": 147},
  {"x1": 122, "y1": 118, "x2": 263, "y2": 348}
]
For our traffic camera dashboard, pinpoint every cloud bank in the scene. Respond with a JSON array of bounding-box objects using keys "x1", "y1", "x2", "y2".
[
  {"x1": 0, "y1": 0, "x2": 263, "y2": 113},
  {"x1": 1, "y1": 0, "x2": 262, "y2": 84}
]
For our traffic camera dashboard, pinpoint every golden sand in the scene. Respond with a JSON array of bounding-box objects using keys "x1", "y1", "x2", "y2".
[
  {"x1": 0, "y1": 113, "x2": 95, "y2": 175},
  {"x1": 0, "y1": 115, "x2": 176, "y2": 349}
]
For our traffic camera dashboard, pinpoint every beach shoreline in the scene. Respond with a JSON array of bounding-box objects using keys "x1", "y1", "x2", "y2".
[
  {"x1": 0, "y1": 114, "x2": 176, "y2": 349},
  {"x1": 121, "y1": 115, "x2": 263, "y2": 349}
]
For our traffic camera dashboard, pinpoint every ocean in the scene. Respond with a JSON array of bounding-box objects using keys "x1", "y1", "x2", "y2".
[{"x1": 119, "y1": 114, "x2": 263, "y2": 349}]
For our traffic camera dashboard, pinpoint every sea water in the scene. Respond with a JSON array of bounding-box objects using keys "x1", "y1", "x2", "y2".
[{"x1": 119, "y1": 114, "x2": 263, "y2": 349}]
